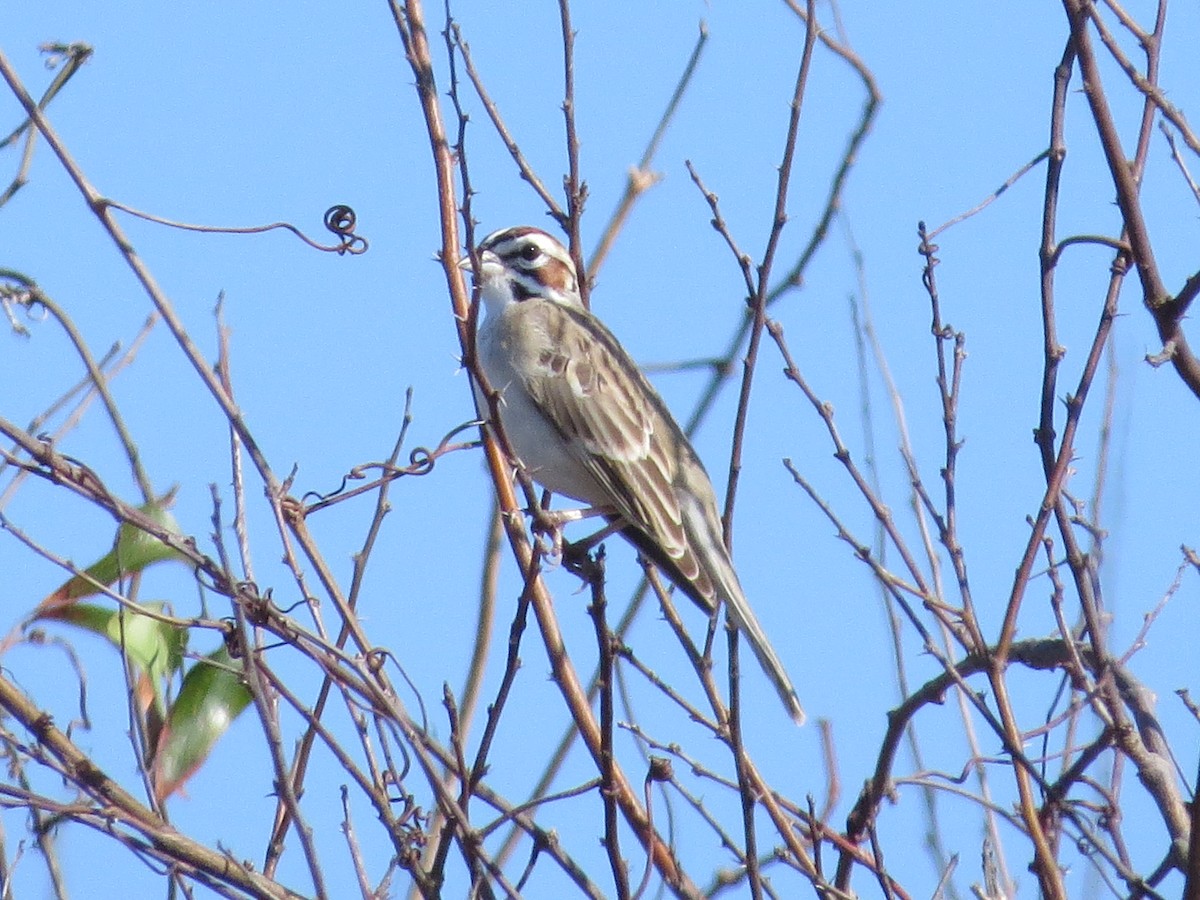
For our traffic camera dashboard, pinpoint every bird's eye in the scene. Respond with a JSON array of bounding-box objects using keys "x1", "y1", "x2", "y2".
[{"x1": 519, "y1": 243, "x2": 541, "y2": 263}]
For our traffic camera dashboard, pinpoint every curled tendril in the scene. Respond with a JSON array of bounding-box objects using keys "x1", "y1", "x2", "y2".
[
  {"x1": 1, "y1": 285, "x2": 32, "y2": 337},
  {"x1": 324, "y1": 205, "x2": 368, "y2": 256},
  {"x1": 301, "y1": 417, "x2": 484, "y2": 513},
  {"x1": 101, "y1": 200, "x2": 368, "y2": 256},
  {"x1": 0, "y1": 271, "x2": 47, "y2": 334},
  {"x1": 406, "y1": 447, "x2": 436, "y2": 477},
  {"x1": 40, "y1": 42, "x2": 93, "y2": 70}
]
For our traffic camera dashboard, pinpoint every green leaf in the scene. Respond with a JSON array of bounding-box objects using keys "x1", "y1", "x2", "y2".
[
  {"x1": 41, "y1": 601, "x2": 188, "y2": 719},
  {"x1": 42, "y1": 500, "x2": 188, "y2": 607},
  {"x1": 47, "y1": 601, "x2": 185, "y2": 677},
  {"x1": 152, "y1": 645, "x2": 252, "y2": 803},
  {"x1": 106, "y1": 604, "x2": 187, "y2": 686}
]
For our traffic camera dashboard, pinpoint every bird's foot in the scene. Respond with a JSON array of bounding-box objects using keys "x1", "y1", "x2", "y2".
[{"x1": 528, "y1": 500, "x2": 616, "y2": 566}]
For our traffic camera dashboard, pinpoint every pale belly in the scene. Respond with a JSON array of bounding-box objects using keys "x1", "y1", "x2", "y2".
[{"x1": 475, "y1": 325, "x2": 607, "y2": 506}]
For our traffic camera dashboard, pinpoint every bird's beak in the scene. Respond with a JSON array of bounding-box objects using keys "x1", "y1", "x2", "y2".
[{"x1": 459, "y1": 248, "x2": 501, "y2": 279}]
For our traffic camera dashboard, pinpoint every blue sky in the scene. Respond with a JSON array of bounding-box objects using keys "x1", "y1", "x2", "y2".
[{"x1": 2, "y1": 2, "x2": 1199, "y2": 897}]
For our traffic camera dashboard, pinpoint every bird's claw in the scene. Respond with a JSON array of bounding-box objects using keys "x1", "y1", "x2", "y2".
[
  {"x1": 531, "y1": 514, "x2": 566, "y2": 566},
  {"x1": 528, "y1": 503, "x2": 617, "y2": 567}
]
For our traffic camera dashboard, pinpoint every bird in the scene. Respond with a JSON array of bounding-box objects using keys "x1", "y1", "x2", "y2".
[{"x1": 466, "y1": 225, "x2": 804, "y2": 725}]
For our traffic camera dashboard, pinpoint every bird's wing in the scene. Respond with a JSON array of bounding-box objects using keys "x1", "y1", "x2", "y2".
[{"x1": 520, "y1": 302, "x2": 695, "y2": 569}]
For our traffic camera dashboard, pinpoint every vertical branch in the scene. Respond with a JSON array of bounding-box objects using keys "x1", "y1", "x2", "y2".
[
  {"x1": 557, "y1": 0, "x2": 587, "y2": 301},
  {"x1": 1186, "y1": 750, "x2": 1200, "y2": 899},
  {"x1": 725, "y1": 625, "x2": 762, "y2": 900},
  {"x1": 392, "y1": 2, "x2": 698, "y2": 891},
  {"x1": 1033, "y1": 40, "x2": 1074, "y2": 500},
  {"x1": 911, "y1": 223, "x2": 1012, "y2": 895},
  {"x1": 1064, "y1": 0, "x2": 1200, "y2": 397},
  {"x1": 715, "y1": 6, "x2": 821, "y2": 891},
  {"x1": 264, "y1": 397, "x2": 417, "y2": 876},
  {"x1": 233, "y1": 603, "x2": 329, "y2": 900},
  {"x1": 723, "y1": 0, "x2": 819, "y2": 537},
  {"x1": 579, "y1": 547, "x2": 631, "y2": 898},
  {"x1": 588, "y1": 22, "x2": 709, "y2": 281}
]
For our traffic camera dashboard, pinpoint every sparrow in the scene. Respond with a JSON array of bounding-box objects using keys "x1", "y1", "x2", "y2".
[{"x1": 466, "y1": 225, "x2": 804, "y2": 725}]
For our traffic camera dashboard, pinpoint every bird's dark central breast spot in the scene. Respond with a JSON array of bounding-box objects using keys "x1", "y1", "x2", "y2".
[{"x1": 510, "y1": 280, "x2": 537, "y2": 302}]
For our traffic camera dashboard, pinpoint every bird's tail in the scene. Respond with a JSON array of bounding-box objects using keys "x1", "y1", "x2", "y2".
[
  {"x1": 718, "y1": 570, "x2": 806, "y2": 726},
  {"x1": 677, "y1": 483, "x2": 806, "y2": 725}
]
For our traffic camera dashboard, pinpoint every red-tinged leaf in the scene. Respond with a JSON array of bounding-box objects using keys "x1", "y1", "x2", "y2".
[
  {"x1": 38, "y1": 602, "x2": 113, "y2": 634},
  {"x1": 40, "y1": 500, "x2": 187, "y2": 609},
  {"x1": 152, "y1": 645, "x2": 251, "y2": 803},
  {"x1": 37, "y1": 601, "x2": 187, "y2": 721}
]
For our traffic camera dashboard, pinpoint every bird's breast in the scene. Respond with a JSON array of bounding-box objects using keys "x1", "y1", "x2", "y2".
[{"x1": 475, "y1": 308, "x2": 607, "y2": 505}]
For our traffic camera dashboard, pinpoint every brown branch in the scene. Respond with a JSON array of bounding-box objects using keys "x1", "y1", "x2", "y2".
[
  {"x1": 1062, "y1": 0, "x2": 1200, "y2": 398},
  {"x1": 449, "y1": 25, "x2": 565, "y2": 225},
  {"x1": 0, "y1": 673, "x2": 306, "y2": 899},
  {"x1": 840, "y1": 639, "x2": 1177, "y2": 895},
  {"x1": 578, "y1": 547, "x2": 631, "y2": 898},
  {"x1": 391, "y1": 1, "x2": 697, "y2": 892},
  {"x1": 0, "y1": 50, "x2": 285, "y2": 493},
  {"x1": 587, "y1": 21, "x2": 708, "y2": 281},
  {"x1": 556, "y1": 0, "x2": 587, "y2": 295}
]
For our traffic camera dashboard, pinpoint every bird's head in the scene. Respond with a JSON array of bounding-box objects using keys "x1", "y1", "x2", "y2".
[{"x1": 465, "y1": 226, "x2": 582, "y2": 314}]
